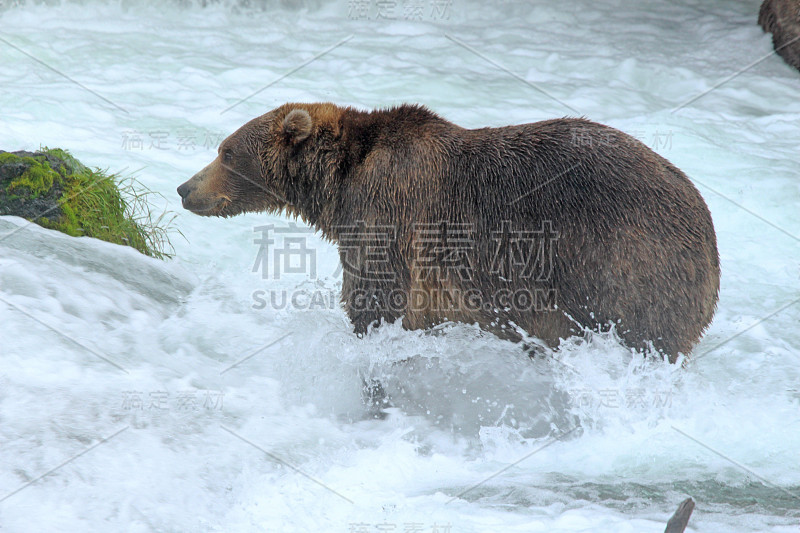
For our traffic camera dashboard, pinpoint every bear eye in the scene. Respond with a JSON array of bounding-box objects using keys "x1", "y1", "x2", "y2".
[{"x1": 222, "y1": 150, "x2": 234, "y2": 164}]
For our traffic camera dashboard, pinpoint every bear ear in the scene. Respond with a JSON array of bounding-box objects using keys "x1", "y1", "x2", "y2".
[{"x1": 282, "y1": 109, "x2": 313, "y2": 144}]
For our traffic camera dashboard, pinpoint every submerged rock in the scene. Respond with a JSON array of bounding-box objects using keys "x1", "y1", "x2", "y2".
[{"x1": 664, "y1": 497, "x2": 695, "y2": 533}]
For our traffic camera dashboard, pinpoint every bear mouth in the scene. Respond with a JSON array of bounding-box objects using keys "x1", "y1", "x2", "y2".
[{"x1": 183, "y1": 197, "x2": 228, "y2": 216}]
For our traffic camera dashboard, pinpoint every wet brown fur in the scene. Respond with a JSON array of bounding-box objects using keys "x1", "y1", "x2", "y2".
[
  {"x1": 178, "y1": 103, "x2": 720, "y2": 362},
  {"x1": 759, "y1": 0, "x2": 800, "y2": 72}
]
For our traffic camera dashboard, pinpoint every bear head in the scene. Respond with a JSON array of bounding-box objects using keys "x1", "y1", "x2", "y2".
[{"x1": 177, "y1": 103, "x2": 342, "y2": 219}]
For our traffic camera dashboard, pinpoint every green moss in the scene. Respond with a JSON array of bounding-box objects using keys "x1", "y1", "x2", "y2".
[
  {"x1": 7, "y1": 157, "x2": 58, "y2": 198},
  {"x1": 0, "y1": 148, "x2": 178, "y2": 259},
  {"x1": 0, "y1": 153, "x2": 21, "y2": 165}
]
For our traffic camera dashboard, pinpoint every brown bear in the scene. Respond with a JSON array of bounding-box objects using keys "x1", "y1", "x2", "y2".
[
  {"x1": 177, "y1": 103, "x2": 720, "y2": 362},
  {"x1": 759, "y1": 0, "x2": 800, "y2": 72}
]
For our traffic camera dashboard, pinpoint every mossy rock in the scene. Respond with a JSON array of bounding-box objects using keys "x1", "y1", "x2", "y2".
[{"x1": 0, "y1": 148, "x2": 175, "y2": 259}]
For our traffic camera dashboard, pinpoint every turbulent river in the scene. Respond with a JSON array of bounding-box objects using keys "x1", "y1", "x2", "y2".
[{"x1": 1, "y1": 0, "x2": 799, "y2": 531}]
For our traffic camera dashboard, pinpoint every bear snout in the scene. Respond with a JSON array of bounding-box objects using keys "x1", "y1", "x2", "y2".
[
  {"x1": 177, "y1": 166, "x2": 228, "y2": 215},
  {"x1": 176, "y1": 181, "x2": 193, "y2": 200}
]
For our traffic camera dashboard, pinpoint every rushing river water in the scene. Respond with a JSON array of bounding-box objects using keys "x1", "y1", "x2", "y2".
[{"x1": 1, "y1": 0, "x2": 799, "y2": 531}]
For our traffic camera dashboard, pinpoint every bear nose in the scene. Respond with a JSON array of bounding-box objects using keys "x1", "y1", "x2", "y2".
[{"x1": 177, "y1": 182, "x2": 192, "y2": 199}]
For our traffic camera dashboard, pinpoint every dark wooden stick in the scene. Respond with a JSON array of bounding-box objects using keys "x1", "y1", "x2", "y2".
[{"x1": 664, "y1": 498, "x2": 695, "y2": 533}]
